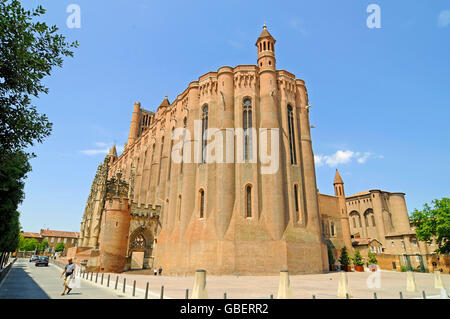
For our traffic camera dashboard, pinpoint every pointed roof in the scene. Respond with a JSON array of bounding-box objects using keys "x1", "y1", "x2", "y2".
[
  {"x1": 256, "y1": 23, "x2": 275, "y2": 43},
  {"x1": 108, "y1": 145, "x2": 117, "y2": 157},
  {"x1": 158, "y1": 95, "x2": 170, "y2": 109},
  {"x1": 334, "y1": 169, "x2": 344, "y2": 184}
]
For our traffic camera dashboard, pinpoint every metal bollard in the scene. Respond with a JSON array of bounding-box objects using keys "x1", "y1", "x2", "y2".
[
  {"x1": 312, "y1": 295, "x2": 316, "y2": 299},
  {"x1": 107, "y1": 274, "x2": 110, "y2": 287},
  {"x1": 115, "y1": 276, "x2": 119, "y2": 290},
  {"x1": 90, "y1": 272, "x2": 93, "y2": 281},
  {"x1": 270, "y1": 294, "x2": 273, "y2": 299},
  {"x1": 185, "y1": 289, "x2": 189, "y2": 299},
  {"x1": 374, "y1": 292, "x2": 377, "y2": 299},
  {"x1": 132, "y1": 280, "x2": 136, "y2": 297},
  {"x1": 160, "y1": 285, "x2": 164, "y2": 299},
  {"x1": 101, "y1": 273, "x2": 104, "y2": 285},
  {"x1": 399, "y1": 291, "x2": 403, "y2": 299},
  {"x1": 145, "y1": 282, "x2": 149, "y2": 299},
  {"x1": 346, "y1": 293, "x2": 350, "y2": 299},
  {"x1": 224, "y1": 292, "x2": 227, "y2": 299},
  {"x1": 422, "y1": 291, "x2": 426, "y2": 299},
  {"x1": 123, "y1": 278, "x2": 126, "y2": 293},
  {"x1": 95, "y1": 272, "x2": 98, "y2": 283}
]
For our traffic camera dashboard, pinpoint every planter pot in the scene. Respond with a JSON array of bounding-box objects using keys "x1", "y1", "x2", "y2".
[
  {"x1": 340, "y1": 265, "x2": 351, "y2": 272},
  {"x1": 329, "y1": 265, "x2": 337, "y2": 271},
  {"x1": 369, "y1": 264, "x2": 377, "y2": 272},
  {"x1": 354, "y1": 265, "x2": 364, "y2": 272}
]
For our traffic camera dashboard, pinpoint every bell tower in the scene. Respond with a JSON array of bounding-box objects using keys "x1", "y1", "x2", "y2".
[{"x1": 256, "y1": 23, "x2": 276, "y2": 72}]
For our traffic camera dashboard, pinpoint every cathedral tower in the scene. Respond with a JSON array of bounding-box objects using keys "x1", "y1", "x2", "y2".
[{"x1": 334, "y1": 169, "x2": 353, "y2": 252}]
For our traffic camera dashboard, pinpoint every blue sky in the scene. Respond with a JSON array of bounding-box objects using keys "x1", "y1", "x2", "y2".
[{"x1": 18, "y1": 0, "x2": 450, "y2": 232}]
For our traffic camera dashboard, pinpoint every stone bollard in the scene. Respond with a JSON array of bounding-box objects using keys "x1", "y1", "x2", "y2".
[
  {"x1": 337, "y1": 271, "x2": 352, "y2": 298},
  {"x1": 434, "y1": 270, "x2": 445, "y2": 289},
  {"x1": 277, "y1": 270, "x2": 292, "y2": 299},
  {"x1": 440, "y1": 288, "x2": 449, "y2": 299},
  {"x1": 406, "y1": 271, "x2": 418, "y2": 292},
  {"x1": 185, "y1": 289, "x2": 189, "y2": 299},
  {"x1": 191, "y1": 269, "x2": 208, "y2": 299},
  {"x1": 145, "y1": 282, "x2": 149, "y2": 299}
]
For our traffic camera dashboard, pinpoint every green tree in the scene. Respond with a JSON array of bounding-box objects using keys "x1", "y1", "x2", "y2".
[
  {"x1": 20, "y1": 238, "x2": 39, "y2": 251},
  {"x1": 368, "y1": 250, "x2": 378, "y2": 264},
  {"x1": 411, "y1": 198, "x2": 450, "y2": 254},
  {"x1": 0, "y1": 0, "x2": 78, "y2": 152},
  {"x1": 39, "y1": 238, "x2": 49, "y2": 252},
  {"x1": 327, "y1": 244, "x2": 335, "y2": 266},
  {"x1": 55, "y1": 242, "x2": 65, "y2": 252},
  {"x1": 352, "y1": 249, "x2": 364, "y2": 266},
  {"x1": 339, "y1": 247, "x2": 351, "y2": 266},
  {"x1": 0, "y1": 0, "x2": 77, "y2": 253}
]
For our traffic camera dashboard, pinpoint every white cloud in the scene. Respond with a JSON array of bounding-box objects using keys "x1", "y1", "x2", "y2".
[
  {"x1": 80, "y1": 142, "x2": 123, "y2": 156},
  {"x1": 315, "y1": 150, "x2": 381, "y2": 167},
  {"x1": 438, "y1": 10, "x2": 450, "y2": 28}
]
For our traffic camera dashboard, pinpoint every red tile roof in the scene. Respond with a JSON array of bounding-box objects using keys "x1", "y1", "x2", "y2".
[
  {"x1": 22, "y1": 232, "x2": 42, "y2": 239},
  {"x1": 40, "y1": 229, "x2": 79, "y2": 238}
]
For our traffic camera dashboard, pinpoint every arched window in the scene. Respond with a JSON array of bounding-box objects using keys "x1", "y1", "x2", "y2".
[
  {"x1": 245, "y1": 185, "x2": 252, "y2": 218},
  {"x1": 243, "y1": 98, "x2": 252, "y2": 160},
  {"x1": 199, "y1": 189, "x2": 205, "y2": 218},
  {"x1": 372, "y1": 215, "x2": 376, "y2": 227},
  {"x1": 330, "y1": 222, "x2": 335, "y2": 237},
  {"x1": 263, "y1": 41, "x2": 266, "y2": 50},
  {"x1": 168, "y1": 128, "x2": 174, "y2": 180},
  {"x1": 201, "y1": 105, "x2": 208, "y2": 164},
  {"x1": 287, "y1": 105, "x2": 297, "y2": 165}
]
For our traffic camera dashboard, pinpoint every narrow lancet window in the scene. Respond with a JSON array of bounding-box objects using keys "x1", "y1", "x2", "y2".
[
  {"x1": 243, "y1": 98, "x2": 252, "y2": 161},
  {"x1": 287, "y1": 105, "x2": 297, "y2": 165},
  {"x1": 201, "y1": 105, "x2": 208, "y2": 164}
]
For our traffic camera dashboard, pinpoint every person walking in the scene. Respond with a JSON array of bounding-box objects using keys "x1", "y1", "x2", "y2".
[
  {"x1": 153, "y1": 268, "x2": 157, "y2": 276},
  {"x1": 60, "y1": 258, "x2": 76, "y2": 295},
  {"x1": 158, "y1": 266, "x2": 162, "y2": 276}
]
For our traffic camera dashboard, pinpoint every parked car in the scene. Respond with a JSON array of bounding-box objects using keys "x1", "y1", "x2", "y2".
[
  {"x1": 35, "y1": 256, "x2": 49, "y2": 267},
  {"x1": 29, "y1": 255, "x2": 39, "y2": 262}
]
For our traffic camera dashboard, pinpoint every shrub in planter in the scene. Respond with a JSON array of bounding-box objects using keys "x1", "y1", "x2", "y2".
[
  {"x1": 327, "y1": 245, "x2": 336, "y2": 271},
  {"x1": 368, "y1": 250, "x2": 378, "y2": 271},
  {"x1": 339, "y1": 247, "x2": 351, "y2": 271},
  {"x1": 352, "y1": 249, "x2": 365, "y2": 272}
]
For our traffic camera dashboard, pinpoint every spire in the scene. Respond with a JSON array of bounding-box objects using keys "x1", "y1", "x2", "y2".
[
  {"x1": 108, "y1": 145, "x2": 117, "y2": 157},
  {"x1": 158, "y1": 95, "x2": 170, "y2": 109},
  {"x1": 257, "y1": 23, "x2": 274, "y2": 41},
  {"x1": 334, "y1": 169, "x2": 344, "y2": 185}
]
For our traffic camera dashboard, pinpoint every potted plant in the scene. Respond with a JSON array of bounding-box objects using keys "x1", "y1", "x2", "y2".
[
  {"x1": 328, "y1": 245, "x2": 336, "y2": 271},
  {"x1": 368, "y1": 249, "x2": 378, "y2": 272},
  {"x1": 352, "y1": 249, "x2": 364, "y2": 272},
  {"x1": 339, "y1": 247, "x2": 351, "y2": 272}
]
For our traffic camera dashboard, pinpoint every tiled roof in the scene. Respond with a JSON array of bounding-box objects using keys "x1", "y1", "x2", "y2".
[
  {"x1": 22, "y1": 232, "x2": 42, "y2": 239},
  {"x1": 40, "y1": 229, "x2": 80, "y2": 238},
  {"x1": 352, "y1": 238, "x2": 382, "y2": 246},
  {"x1": 347, "y1": 191, "x2": 371, "y2": 198}
]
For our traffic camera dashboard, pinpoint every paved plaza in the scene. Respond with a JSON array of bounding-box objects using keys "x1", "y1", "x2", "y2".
[{"x1": 1, "y1": 259, "x2": 449, "y2": 299}]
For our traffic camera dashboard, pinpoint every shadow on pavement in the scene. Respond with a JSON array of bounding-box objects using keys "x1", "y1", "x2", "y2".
[{"x1": 0, "y1": 263, "x2": 50, "y2": 299}]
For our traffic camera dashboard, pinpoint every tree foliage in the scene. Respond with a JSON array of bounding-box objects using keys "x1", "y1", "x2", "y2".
[
  {"x1": 55, "y1": 242, "x2": 65, "y2": 252},
  {"x1": 368, "y1": 250, "x2": 378, "y2": 264},
  {"x1": 339, "y1": 246, "x2": 351, "y2": 266},
  {"x1": 411, "y1": 198, "x2": 450, "y2": 254},
  {"x1": 0, "y1": 0, "x2": 77, "y2": 253},
  {"x1": 39, "y1": 238, "x2": 48, "y2": 252},
  {"x1": 352, "y1": 249, "x2": 364, "y2": 266}
]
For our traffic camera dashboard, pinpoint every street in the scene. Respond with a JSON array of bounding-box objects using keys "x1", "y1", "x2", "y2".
[{"x1": 0, "y1": 259, "x2": 128, "y2": 299}]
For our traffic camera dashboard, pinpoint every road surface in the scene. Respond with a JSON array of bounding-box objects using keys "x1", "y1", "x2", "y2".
[{"x1": 0, "y1": 259, "x2": 128, "y2": 299}]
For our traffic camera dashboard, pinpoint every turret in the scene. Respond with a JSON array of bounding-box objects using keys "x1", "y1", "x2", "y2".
[
  {"x1": 256, "y1": 23, "x2": 276, "y2": 72},
  {"x1": 334, "y1": 169, "x2": 345, "y2": 197},
  {"x1": 127, "y1": 102, "x2": 142, "y2": 148},
  {"x1": 333, "y1": 169, "x2": 353, "y2": 252}
]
